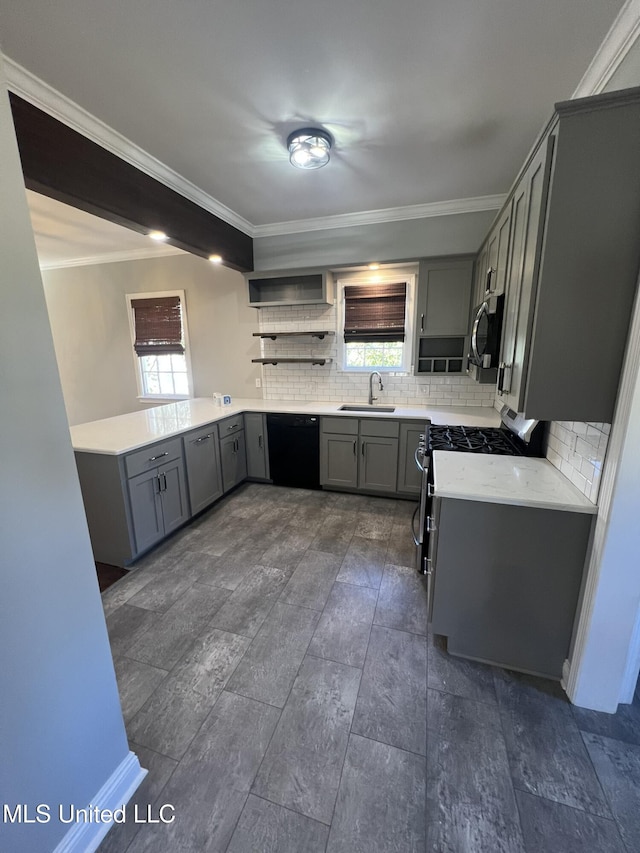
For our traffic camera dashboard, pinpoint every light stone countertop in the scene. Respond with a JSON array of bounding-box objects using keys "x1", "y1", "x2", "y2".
[
  {"x1": 433, "y1": 451, "x2": 597, "y2": 513},
  {"x1": 70, "y1": 397, "x2": 500, "y2": 455}
]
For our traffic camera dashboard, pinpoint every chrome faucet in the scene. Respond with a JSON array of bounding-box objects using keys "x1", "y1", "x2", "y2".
[{"x1": 368, "y1": 371, "x2": 384, "y2": 405}]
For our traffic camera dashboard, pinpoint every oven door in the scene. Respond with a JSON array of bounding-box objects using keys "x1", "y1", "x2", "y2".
[{"x1": 411, "y1": 452, "x2": 431, "y2": 575}]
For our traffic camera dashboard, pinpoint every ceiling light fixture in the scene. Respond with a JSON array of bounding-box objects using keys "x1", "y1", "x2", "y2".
[
  {"x1": 208, "y1": 254, "x2": 223, "y2": 264},
  {"x1": 148, "y1": 230, "x2": 168, "y2": 241},
  {"x1": 287, "y1": 128, "x2": 332, "y2": 170}
]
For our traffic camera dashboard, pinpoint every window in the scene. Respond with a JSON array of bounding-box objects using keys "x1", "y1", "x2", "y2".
[
  {"x1": 126, "y1": 291, "x2": 193, "y2": 399},
  {"x1": 339, "y1": 271, "x2": 415, "y2": 372}
]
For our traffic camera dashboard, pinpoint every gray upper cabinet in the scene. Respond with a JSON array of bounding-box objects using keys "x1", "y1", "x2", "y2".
[
  {"x1": 414, "y1": 256, "x2": 473, "y2": 376},
  {"x1": 183, "y1": 424, "x2": 223, "y2": 515},
  {"x1": 483, "y1": 203, "x2": 512, "y2": 297},
  {"x1": 220, "y1": 429, "x2": 248, "y2": 493},
  {"x1": 495, "y1": 87, "x2": 640, "y2": 422},
  {"x1": 246, "y1": 268, "x2": 334, "y2": 307},
  {"x1": 244, "y1": 412, "x2": 270, "y2": 480}
]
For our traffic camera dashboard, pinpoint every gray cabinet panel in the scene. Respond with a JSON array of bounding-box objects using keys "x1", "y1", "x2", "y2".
[
  {"x1": 220, "y1": 430, "x2": 248, "y2": 493},
  {"x1": 397, "y1": 422, "x2": 425, "y2": 496},
  {"x1": 244, "y1": 412, "x2": 269, "y2": 480},
  {"x1": 485, "y1": 204, "x2": 512, "y2": 296},
  {"x1": 124, "y1": 436, "x2": 182, "y2": 479},
  {"x1": 358, "y1": 437, "x2": 398, "y2": 493},
  {"x1": 418, "y1": 258, "x2": 474, "y2": 336},
  {"x1": 320, "y1": 433, "x2": 358, "y2": 489},
  {"x1": 184, "y1": 425, "x2": 223, "y2": 515},
  {"x1": 321, "y1": 416, "x2": 358, "y2": 435},
  {"x1": 158, "y1": 458, "x2": 190, "y2": 534},
  {"x1": 430, "y1": 496, "x2": 593, "y2": 678},
  {"x1": 127, "y1": 469, "x2": 164, "y2": 555}
]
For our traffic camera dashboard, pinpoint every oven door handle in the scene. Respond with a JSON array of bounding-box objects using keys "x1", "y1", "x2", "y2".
[{"x1": 411, "y1": 505, "x2": 421, "y2": 547}]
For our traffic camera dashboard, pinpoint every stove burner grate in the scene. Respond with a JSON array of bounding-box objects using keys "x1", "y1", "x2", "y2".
[{"x1": 428, "y1": 425, "x2": 523, "y2": 456}]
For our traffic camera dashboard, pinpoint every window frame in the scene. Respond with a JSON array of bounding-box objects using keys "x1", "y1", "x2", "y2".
[
  {"x1": 126, "y1": 289, "x2": 194, "y2": 401},
  {"x1": 337, "y1": 269, "x2": 416, "y2": 373}
]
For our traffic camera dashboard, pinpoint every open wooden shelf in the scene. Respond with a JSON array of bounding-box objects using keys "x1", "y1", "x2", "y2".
[
  {"x1": 252, "y1": 357, "x2": 333, "y2": 366},
  {"x1": 253, "y1": 331, "x2": 334, "y2": 340}
]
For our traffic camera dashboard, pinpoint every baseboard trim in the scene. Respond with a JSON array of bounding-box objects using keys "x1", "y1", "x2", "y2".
[{"x1": 52, "y1": 751, "x2": 146, "y2": 853}]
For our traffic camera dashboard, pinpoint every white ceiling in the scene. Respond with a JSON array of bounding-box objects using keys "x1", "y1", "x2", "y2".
[
  {"x1": 26, "y1": 191, "x2": 185, "y2": 269},
  {"x1": 0, "y1": 0, "x2": 628, "y2": 236}
]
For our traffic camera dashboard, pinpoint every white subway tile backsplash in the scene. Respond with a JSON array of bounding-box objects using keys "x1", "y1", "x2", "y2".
[
  {"x1": 546, "y1": 420, "x2": 609, "y2": 504},
  {"x1": 257, "y1": 302, "x2": 496, "y2": 409}
]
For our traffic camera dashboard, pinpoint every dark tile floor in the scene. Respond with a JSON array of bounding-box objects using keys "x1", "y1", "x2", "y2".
[{"x1": 98, "y1": 483, "x2": 640, "y2": 853}]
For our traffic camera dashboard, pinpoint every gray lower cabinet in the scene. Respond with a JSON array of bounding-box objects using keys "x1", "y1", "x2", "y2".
[
  {"x1": 183, "y1": 424, "x2": 223, "y2": 515},
  {"x1": 397, "y1": 421, "x2": 426, "y2": 496},
  {"x1": 127, "y1": 457, "x2": 190, "y2": 554},
  {"x1": 244, "y1": 412, "x2": 270, "y2": 480},
  {"x1": 320, "y1": 417, "x2": 399, "y2": 494},
  {"x1": 429, "y1": 494, "x2": 593, "y2": 678},
  {"x1": 320, "y1": 433, "x2": 358, "y2": 489},
  {"x1": 220, "y1": 430, "x2": 247, "y2": 493},
  {"x1": 74, "y1": 435, "x2": 191, "y2": 567},
  {"x1": 358, "y1": 435, "x2": 398, "y2": 493}
]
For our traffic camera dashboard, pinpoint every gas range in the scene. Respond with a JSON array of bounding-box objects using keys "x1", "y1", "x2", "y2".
[{"x1": 428, "y1": 407, "x2": 546, "y2": 458}]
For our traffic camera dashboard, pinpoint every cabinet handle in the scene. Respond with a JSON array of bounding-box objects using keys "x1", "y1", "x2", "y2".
[
  {"x1": 234, "y1": 438, "x2": 238, "y2": 453},
  {"x1": 149, "y1": 451, "x2": 168, "y2": 461},
  {"x1": 485, "y1": 267, "x2": 495, "y2": 294},
  {"x1": 427, "y1": 482, "x2": 435, "y2": 498},
  {"x1": 195, "y1": 434, "x2": 212, "y2": 444},
  {"x1": 155, "y1": 475, "x2": 162, "y2": 494},
  {"x1": 426, "y1": 516, "x2": 437, "y2": 533},
  {"x1": 162, "y1": 473, "x2": 167, "y2": 491},
  {"x1": 361, "y1": 441, "x2": 365, "y2": 457},
  {"x1": 227, "y1": 424, "x2": 238, "y2": 431},
  {"x1": 353, "y1": 440, "x2": 357, "y2": 456},
  {"x1": 258, "y1": 434, "x2": 263, "y2": 449},
  {"x1": 420, "y1": 313, "x2": 424, "y2": 334}
]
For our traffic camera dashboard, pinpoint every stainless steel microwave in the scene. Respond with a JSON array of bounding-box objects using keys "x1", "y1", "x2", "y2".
[{"x1": 467, "y1": 293, "x2": 505, "y2": 383}]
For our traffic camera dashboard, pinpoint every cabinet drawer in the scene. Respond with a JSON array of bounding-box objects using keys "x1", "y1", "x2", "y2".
[
  {"x1": 184, "y1": 423, "x2": 219, "y2": 446},
  {"x1": 359, "y1": 418, "x2": 399, "y2": 438},
  {"x1": 125, "y1": 437, "x2": 183, "y2": 479},
  {"x1": 321, "y1": 417, "x2": 358, "y2": 435},
  {"x1": 218, "y1": 414, "x2": 245, "y2": 436}
]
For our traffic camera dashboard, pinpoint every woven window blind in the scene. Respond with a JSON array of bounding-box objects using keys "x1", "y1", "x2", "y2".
[
  {"x1": 344, "y1": 282, "x2": 406, "y2": 343},
  {"x1": 131, "y1": 296, "x2": 185, "y2": 355}
]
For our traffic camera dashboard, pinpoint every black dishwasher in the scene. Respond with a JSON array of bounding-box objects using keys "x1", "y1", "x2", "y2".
[{"x1": 266, "y1": 414, "x2": 320, "y2": 489}]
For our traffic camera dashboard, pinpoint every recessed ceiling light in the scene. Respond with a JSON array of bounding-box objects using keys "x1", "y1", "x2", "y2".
[
  {"x1": 208, "y1": 254, "x2": 223, "y2": 264},
  {"x1": 287, "y1": 128, "x2": 332, "y2": 170},
  {"x1": 368, "y1": 263, "x2": 380, "y2": 270},
  {"x1": 148, "y1": 230, "x2": 168, "y2": 241}
]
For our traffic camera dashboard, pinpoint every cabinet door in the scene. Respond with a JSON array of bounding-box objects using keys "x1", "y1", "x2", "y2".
[
  {"x1": 220, "y1": 431, "x2": 247, "y2": 493},
  {"x1": 485, "y1": 203, "x2": 512, "y2": 296},
  {"x1": 358, "y1": 436, "x2": 398, "y2": 493},
  {"x1": 397, "y1": 422, "x2": 425, "y2": 496},
  {"x1": 184, "y1": 427, "x2": 223, "y2": 515},
  {"x1": 472, "y1": 246, "x2": 488, "y2": 310},
  {"x1": 320, "y1": 433, "x2": 358, "y2": 489},
  {"x1": 159, "y1": 457, "x2": 190, "y2": 534},
  {"x1": 244, "y1": 412, "x2": 269, "y2": 480},
  {"x1": 499, "y1": 139, "x2": 551, "y2": 411},
  {"x1": 417, "y1": 258, "x2": 474, "y2": 337},
  {"x1": 127, "y1": 468, "x2": 164, "y2": 555}
]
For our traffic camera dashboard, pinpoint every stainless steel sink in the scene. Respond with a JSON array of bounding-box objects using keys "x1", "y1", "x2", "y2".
[{"x1": 338, "y1": 404, "x2": 396, "y2": 413}]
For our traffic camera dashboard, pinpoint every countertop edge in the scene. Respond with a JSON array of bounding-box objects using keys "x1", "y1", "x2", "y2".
[{"x1": 433, "y1": 489, "x2": 598, "y2": 515}]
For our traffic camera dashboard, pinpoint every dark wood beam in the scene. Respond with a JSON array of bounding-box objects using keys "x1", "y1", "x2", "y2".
[{"x1": 9, "y1": 93, "x2": 254, "y2": 272}]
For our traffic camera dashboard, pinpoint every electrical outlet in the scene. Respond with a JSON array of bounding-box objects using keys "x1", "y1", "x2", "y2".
[{"x1": 255, "y1": 378, "x2": 261, "y2": 388}]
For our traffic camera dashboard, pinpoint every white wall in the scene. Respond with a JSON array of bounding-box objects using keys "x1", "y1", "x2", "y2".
[
  {"x1": 253, "y1": 209, "x2": 497, "y2": 270},
  {"x1": 41, "y1": 253, "x2": 262, "y2": 425},
  {"x1": 0, "y1": 58, "x2": 139, "y2": 853}
]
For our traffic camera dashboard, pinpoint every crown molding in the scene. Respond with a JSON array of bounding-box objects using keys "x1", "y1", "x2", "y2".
[
  {"x1": 39, "y1": 245, "x2": 184, "y2": 271},
  {"x1": 252, "y1": 194, "x2": 507, "y2": 238},
  {"x1": 573, "y1": 0, "x2": 640, "y2": 97},
  {"x1": 3, "y1": 56, "x2": 255, "y2": 237}
]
